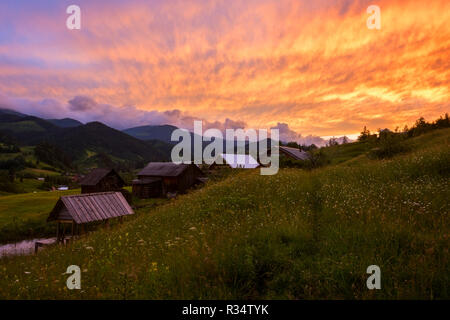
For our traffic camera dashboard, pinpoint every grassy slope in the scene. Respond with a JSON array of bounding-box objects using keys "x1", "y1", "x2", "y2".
[
  {"x1": 320, "y1": 139, "x2": 372, "y2": 165},
  {"x1": 0, "y1": 146, "x2": 61, "y2": 171},
  {"x1": 0, "y1": 190, "x2": 79, "y2": 243},
  {"x1": 0, "y1": 129, "x2": 448, "y2": 299},
  {"x1": 0, "y1": 121, "x2": 46, "y2": 134},
  {"x1": 0, "y1": 146, "x2": 65, "y2": 196}
]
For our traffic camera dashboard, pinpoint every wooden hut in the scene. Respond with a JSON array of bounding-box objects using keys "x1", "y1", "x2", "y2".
[
  {"x1": 79, "y1": 168, "x2": 125, "y2": 194},
  {"x1": 47, "y1": 192, "x2": 134, "y2": 243},
  {"x1": 132, "y1": 177, "x2": 162, "y2": 198},
  {"x1": 133, "y1": 162, "x2": 204, "y2": 198},
  {"x1": 278, "y1": 146, "x2": 310, "y2": 161}
]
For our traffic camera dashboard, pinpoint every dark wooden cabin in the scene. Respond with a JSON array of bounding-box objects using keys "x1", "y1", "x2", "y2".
[
  {"x1": 79, "y1": 168, "x2": 125, "y2": 194},
  {"x1": 278, "y1": 146, "x2": 310, "y2": 161},
  {"x1": 132, "y1": 162, "x2": 204, "y2": 198},
  {"x1": 47, "y1": 192, "x2": 134, "y2": 243},
  {"x1": 132, "y1": 177, "x2": 162, "y2": 198}
]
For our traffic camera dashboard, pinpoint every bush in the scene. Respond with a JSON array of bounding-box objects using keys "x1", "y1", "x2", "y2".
[
  {"x1": 0, "y1": 172, "x2": 24, "y2": 193},
  {"x1": 306, "y1": 149, "x2": 330, "y2": 169},
  {"x1": 34, "y1": 142, "x2": 72, "y2": 170},
  {"x1": 369, "y1": 132, "x2": 408, "y2": 159},
  {"x1": 279, "y1": 149, "x2": 329, "y2": 170}
]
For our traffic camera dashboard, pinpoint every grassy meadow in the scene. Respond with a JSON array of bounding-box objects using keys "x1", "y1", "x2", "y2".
[
  {"x1": 0, "y1": 145, "x2": 69, "y2": 196},
  {"x1": 0, "y1": 129, "x2": 448, "y2": 299},
  {"x1": 0, "y1": 190, "x2": 79, "y2": 243},
  {"x1": 0, "y1": 188, "x2": 166, "y2": 244}
]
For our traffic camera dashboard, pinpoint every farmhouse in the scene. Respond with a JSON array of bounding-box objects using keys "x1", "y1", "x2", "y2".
[
  {"x1": 131, "y1": 177, "x2": 162, "y2": 198},
  {"x1": 278, "y1": 146, "x2": 309, "y2": 161},
  {"x1": 79, "y1": 168, "x2": 125, "y2": 194},
  {"x1": 209, "y1": 153, "x2": 260, "y2": 169},
  {"x1": 132, "y1": 162, "x2": 204, "y2": 198},
  {"x1": 47, "y1": 192, "x2": 134, "y2": 243}
]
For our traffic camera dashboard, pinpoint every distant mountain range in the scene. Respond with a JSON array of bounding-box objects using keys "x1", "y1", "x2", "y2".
[
  {"x1": 47, "y1": 118, "x2": 83, "y2": 128},
  {"x1": 0, "y1": 108, "x2": 26, "y2": 117},
  {"x1": 0, "y1": 108, "x2": 352, "y2": 170},
  {"x1": 123, "y1": 124, "x2": 179, "y2": 144},
  {"x1": 0, "y1": 108, "x2": 273, "y2": 169},
  {"x1": 0, "y1": 109, "x2": 173, "y2": 169},
  {"x1": 122, "y1": 123, "x2": 273, "y2": 153}
]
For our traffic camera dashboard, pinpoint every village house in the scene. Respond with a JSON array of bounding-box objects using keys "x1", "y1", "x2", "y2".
[
  {"x1": 79, "y1": 168, "x2": 125, "y2": 194},
  {"x1": 47, "y1": 192, "x2": 134, "y2": 243},
  {"x1": 132, "y1": 162, "x2": 205, "y2": 198}
]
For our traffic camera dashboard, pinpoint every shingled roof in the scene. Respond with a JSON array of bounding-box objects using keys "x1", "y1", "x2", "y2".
[
  {"x1": 138, "y1": 162, "x2": 202, "y2": 177},
  {"x1": 132, "y1": 177, "x2": 162, "y2": 185},
  {"x1": 79, "y1": 168, "x2": 124, "y2": 186},
  {"x1": 47, "y1": 192, "x2": 134, "y2": 224},
  {"x1": 279, "y1": 146, "x2": 310, "y2": 161}
]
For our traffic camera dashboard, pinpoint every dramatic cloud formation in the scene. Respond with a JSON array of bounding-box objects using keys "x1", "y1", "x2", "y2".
[
  {"x1": 0, "y1": 0, "x2": 448, "y2": 138},
  {"x1": 0, "y1": 93, "x2": 247, "y2": 132},
  {"x1": 271, "y1": 123, "x2": 327, "y2": 146}
]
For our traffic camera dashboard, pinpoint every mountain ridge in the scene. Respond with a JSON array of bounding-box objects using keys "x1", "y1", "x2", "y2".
[
  {"x1": 0, "y1": 112, "x2": 173, "y2": 168},
  {"x1": 46, "y1": 118, "x2": 83, "y2": 128}
]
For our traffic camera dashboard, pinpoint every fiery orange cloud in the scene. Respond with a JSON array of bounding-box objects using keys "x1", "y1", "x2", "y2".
[{"x1": 0, "y1": 0, "x2": 448, "y2": 137}]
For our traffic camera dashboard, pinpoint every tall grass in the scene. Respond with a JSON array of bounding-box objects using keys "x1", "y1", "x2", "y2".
[
  {"x1": 0, "y1": 129, "x2": 448, "y2": 299},
  {"x1": 0, "y1": 190, "x2": 79, "y2": 244}
]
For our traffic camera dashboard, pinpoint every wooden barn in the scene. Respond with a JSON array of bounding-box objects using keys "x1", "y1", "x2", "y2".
[
  {"x1": 132, "y1": 162, "x2": 204, "y2": 198},
  {"x1": 47, "y1": 192, "x2": 134, "y2": 243},
  {"x1": 79, "y1": 168, "x2": 125, "y2": 194},
  {"x1": 278, "y1": 146, "x2": 310, "y2": 161},
  {"x1": 131, "y1": 177, "x2": 162, "y2": 198}
]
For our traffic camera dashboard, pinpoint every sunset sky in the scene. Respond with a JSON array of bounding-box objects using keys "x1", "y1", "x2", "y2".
[{"x1": 0, "y1": 0, "x2": 449, "y2": 143}]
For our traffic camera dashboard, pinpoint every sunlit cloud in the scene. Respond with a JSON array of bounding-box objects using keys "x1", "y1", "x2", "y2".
[{"x1": 0, "y1": 0, "x2": 448, "y2": 139}]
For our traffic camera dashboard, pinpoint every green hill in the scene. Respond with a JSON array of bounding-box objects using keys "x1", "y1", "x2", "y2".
[
  {"x1": 0, "y1": 128, "x2": 448, "y2": 299},
  {"x1": 38, "y1": 121, "x2": 171, "y2": 165},
  {"x1": 123, "y1": 124, "x2": 179, "y2": 144},
  {"x1": 0, "y1": 109, "x2": 26, "y2": 117},
  {"x1": 0, "y1": 112, "x2": 173, "y2": 169},
  {"x1": 46, "y1": 118, "x2": 83, "y2": 128},
  {"x1": 0, "y1": 189, "x2": 79, "y2": 243},
  {"x1": 0, "y1": 112, "x2": 175, "y2": 195}
]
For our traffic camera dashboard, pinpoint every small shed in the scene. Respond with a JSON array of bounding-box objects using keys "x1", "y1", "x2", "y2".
[
  {"x1": 79, "y1": 168, "x2": 125, "y2": 194},
  {"x1": 47, "y1": 192, "x2": 134, "y2": 242},
  {"x1": 132, "y1": 177, "x2": 162, "y2": 198},
  {"x1": 278, "y1": 146, "x2": 309, "y2": 161},
  {"x1": 133, "y1": 162, "x2": 204, "y2": 198}
]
